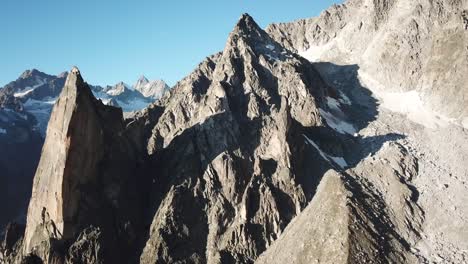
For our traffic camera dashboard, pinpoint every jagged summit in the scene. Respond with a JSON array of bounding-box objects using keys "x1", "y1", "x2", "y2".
[
  {"x1": 62, "y1": 66, "x2": 88, "y2": 96},
  {"x1": 19, "y1": 69, "x2": 50, "y2": 80},
  {"x1": 229, "y1": 13, "x2": 271, "y2": 43},
  {"x1": 136, "y1": 75, "x2": 149, "y2": 84},
  {"x1": 224, "y1": 13, "x2": 299, "y2": 65},
  {"x1": 234, "y1": 13, "x2": 260, "y2": 33},
  {"x1": 70, "y1": 66, "x2": 80, "y2": 75},
  {"x1": 133, "y1": 76, "x2": 169, "y2": 99},
  {"x1": 134, "y1": 75, "x2": 150, "y2": 90}
]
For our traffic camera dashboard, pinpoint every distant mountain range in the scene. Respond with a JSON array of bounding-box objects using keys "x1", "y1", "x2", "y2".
[{"x1": 0, "y1": 69, "x2": 170, "y2": 135}]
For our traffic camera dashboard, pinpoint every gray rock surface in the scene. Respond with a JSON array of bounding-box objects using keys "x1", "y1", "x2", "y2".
[
  {"x1": 267, "y1": 0, "x2": 468, "y2": 123},
  {"x1": 139, "y1": 13, "x2": 335, "y2": 263}
]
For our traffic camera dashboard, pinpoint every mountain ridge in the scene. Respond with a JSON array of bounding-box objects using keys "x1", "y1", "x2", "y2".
[{"x1": 1, "y1": 2, "x2": 468, "y2": 263}]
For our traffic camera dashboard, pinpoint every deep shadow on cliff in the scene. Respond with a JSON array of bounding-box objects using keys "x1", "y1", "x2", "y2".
[{"x1": 310, "y1": 62, "x2": 406, "y2": 168}]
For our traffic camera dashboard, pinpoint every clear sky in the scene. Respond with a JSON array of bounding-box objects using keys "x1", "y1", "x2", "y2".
[{"x1": 0, "y1": 0, "x2": 343, "y2": 87}]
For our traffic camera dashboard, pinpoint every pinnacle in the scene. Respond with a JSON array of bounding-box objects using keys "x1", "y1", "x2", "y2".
[
  {"x1": 63, "y1": 66, "x2": 86, "y2": 94},
  {"x1": 233, "y1": 13, "x2": 263, "y2": 35},
  {"x1": 71, "y1": 66, "x2": 81, "y2": 75}
]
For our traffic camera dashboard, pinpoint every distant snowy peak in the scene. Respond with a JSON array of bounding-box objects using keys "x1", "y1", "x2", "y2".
[
  {"x1": 1, "y1": 69, "x2": 169, "y2": 136},
  {"x1": 19, "y1": 69, "x2": 49, "y2": 80},
  {"x1": 133, "y1": 77, "x2": 170, "y2": 99},
  {"x1": 2, "y1": 69, "x2": 67, "y2": 102},
  {"x1": 134, "y1": 75, "x2": 150, "y2": 89},
  {"x1": 104, "y1": 82, "x2": 134, "y2": 96}
]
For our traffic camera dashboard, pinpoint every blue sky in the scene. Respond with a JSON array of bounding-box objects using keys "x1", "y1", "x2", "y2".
[{"x1": 0, "y1": 0, "x2": 343, "y2": 87}]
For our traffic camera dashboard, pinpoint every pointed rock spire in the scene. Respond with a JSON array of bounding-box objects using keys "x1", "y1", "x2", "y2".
[
  {"x1": 235, "y1": 13, "x2": 259, "y2": 31},
  {"x1": 230, "y1": 13, "x2": 266, "y2": 40},
  {"x1": 22, "y1": 67, "x2": 131, "y2": 262},
  {"x1": 23, "y1": 67, "x2": 99, "y2": 254}
]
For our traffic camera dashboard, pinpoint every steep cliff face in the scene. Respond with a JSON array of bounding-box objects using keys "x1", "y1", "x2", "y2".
[
  {"x1": 267, "y1": 0, "x2": 468, "y2": 123},
  {"x1": 20, "y1": 67, "x2": 146, "y2": 263},
  {"x1": 139, "y1": 14, "x2": 339, "y2": 263}
]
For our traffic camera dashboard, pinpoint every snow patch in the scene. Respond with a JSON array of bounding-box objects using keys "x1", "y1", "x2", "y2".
[
  {"x1": 14, "y1": 88, "x2": 35, "y2": 98},
  {"x1": 358, "y1": 71, "x2": 455, "y2": 129},
  {"x1": 319, "y1": 96, "x2": 357, "y2": 135},
  {"x1": 100, "y1": 98, "x2": 114, "y2": 105},
  {"x1": 24, "y1": 98, "x2": 56, "y2": 135},
  {"x1": 0, "y1": 128, "x2": 6, "y2": 134},
  {"x1": 266, "y1": 44, "x2": 275, "y2": 51},
  {"x1": 298, "y1": 43, "x2": 333, "y2": 62},
  {"x1": 303, "y1": 134, "x2": 348, "y2": 169},
  {"x1": 330, "y1": 156, "x2": 348, "y2": 168},
  {"x1": 319, "y1": 109, "x2": 356, "y2": 135},
  {"x1": 13, "y1": 81, "x2": 45, "y2": 98}
]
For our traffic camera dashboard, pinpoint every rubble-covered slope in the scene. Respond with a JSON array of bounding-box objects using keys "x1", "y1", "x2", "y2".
[{"x1": 267, "y1": 0, "x2": 468, "y2": 125}]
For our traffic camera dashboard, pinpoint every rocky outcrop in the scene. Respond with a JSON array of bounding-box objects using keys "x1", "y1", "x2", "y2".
[
  {"x1": 21, "y1": 67, "x2": 146, "y2": 263},
  {"x1": 256, "y1": 142, "x2": 424, "y2": 264},
  {"x1": 267, "y1": 0, "x2": 468, "y2": 122}
]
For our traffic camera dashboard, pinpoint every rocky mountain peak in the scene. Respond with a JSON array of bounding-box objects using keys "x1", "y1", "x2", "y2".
[
  {"x1": 133, "y1": 77, "x2": 169, "y2": 99},
  {"x1": 135, "y1": 75, "x2": 149, "y2": 87},
  {"x1": 234, "y1": 13, "x2": 260, "y2": 33},
  {"x1": 67, "y1": 66, "x2": 85, "y2": 88},
  {"x1": 19, "y1": 69, "x2": 39, "y2": 79},
  {"x1": 105, "y1": 81, "x2": 133, "y2": 96},
  {"x1": 228, "y1": 13, "x2": 271, "y2": 46},
  {"x1": 139, "y1": 13, "x2": 335, "y2": 263},
  {"x1": 18, "y1": 69, "x2": 51, "y2": 81},
  {"x1": 70, "y1": 66, "x2": 80, "y2": 75}
]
